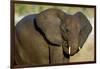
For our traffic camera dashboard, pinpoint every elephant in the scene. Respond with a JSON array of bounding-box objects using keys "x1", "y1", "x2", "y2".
[{"x1": 13, "y1": 8, "x2": 92, "y2": 66}]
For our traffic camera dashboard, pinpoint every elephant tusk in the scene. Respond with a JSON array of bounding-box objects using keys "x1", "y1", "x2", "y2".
[
  {"x1": 79, "y1": 47, "x2": 81, "y2": 50},
  {"x1": 69, "y1": 46, "x2": 71, "y2": 55}
]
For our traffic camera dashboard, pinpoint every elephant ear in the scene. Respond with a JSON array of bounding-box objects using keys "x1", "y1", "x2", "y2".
[
  {"x1": 74, "y1": 12, "x2": 92, "y2": 48},
  {"x1": 35, "y1": 13, "x2": 63, "y2": 45}
]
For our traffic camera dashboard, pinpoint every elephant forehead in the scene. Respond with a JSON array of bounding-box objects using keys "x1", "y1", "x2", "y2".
[{"x1": 65, "y1": 16, "x2": 80, "y2": 30}]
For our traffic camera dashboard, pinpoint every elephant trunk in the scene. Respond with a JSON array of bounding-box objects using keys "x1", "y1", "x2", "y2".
[
  {"x1": 62, "y1": 39, "x2": 79, "y2": 56},
  {"x1": 69, "y1": 40, "x2": 79, "y2": 56}
]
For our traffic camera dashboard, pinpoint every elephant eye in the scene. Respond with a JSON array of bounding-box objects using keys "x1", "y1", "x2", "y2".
[
  {"x1": 60, "y1": 24, "x2": 69, "y2": 32},
  {"x1": 65, "y1": 28, "x2": 69, "y2": 32}
]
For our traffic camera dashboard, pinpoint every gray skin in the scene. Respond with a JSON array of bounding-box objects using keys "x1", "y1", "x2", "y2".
[{"x1": 14, "y1": 8, "x2": 92, "y2": 66}]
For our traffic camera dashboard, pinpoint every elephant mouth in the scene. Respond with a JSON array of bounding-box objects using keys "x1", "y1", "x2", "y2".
[
  {"x1": 62, "y1": 41, "x2": 81, "y2": 56},
  {"x1": 62, "y1": 41, "x2": 70, "y2": 54}
]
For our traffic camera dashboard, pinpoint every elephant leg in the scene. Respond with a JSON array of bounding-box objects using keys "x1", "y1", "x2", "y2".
[{"x1": 49, "y1": 45, "x2": 64, "y2": 64}]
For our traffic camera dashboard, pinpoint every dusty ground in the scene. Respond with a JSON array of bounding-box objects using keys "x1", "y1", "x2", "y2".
[{"x1": 70, "y1": 17, "x2": 95, "y2": 62}]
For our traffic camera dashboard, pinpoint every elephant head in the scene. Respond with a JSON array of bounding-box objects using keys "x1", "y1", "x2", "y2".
[
  {"x1": 61, "y1": 15, "x2": 81, "y2": 56},
  {"x1": 35, "y1": 8, "x2": 92, "y2": 56}
]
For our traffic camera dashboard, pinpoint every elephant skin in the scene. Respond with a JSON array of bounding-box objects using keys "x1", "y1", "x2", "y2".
[{"x1": 14, "y1": 8, "x2": 92, "y2": 66}]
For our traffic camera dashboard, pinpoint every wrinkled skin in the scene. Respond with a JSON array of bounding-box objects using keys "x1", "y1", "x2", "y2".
[{"x1": 14, "y1": 8, "x2": 92, "y2": 66}]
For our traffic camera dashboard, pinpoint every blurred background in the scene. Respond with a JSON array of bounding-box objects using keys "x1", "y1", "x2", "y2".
[{"x1": 15, "y1": 3, "x2": 95, "y2": 62}]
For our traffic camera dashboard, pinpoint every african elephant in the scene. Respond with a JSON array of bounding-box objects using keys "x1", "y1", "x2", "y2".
[{"x1": 14, "y1": 8, "x2": 92, "y2": 66}]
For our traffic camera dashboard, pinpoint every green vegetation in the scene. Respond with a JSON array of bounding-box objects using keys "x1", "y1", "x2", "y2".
[{"x1": 15, "y1": 4, "x2": 94, "y2": 22}]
